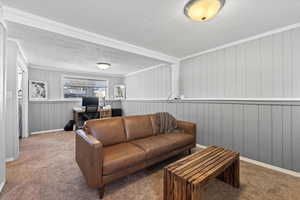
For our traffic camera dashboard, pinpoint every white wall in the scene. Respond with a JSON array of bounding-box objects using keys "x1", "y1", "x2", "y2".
[
  {"x1": 0, "y1": 5, "x2": 7, "y2": 191},
  {"x1": 124, "y1": 64, "x2": 172, "y2": 99},
  {"x1": 5, "y1": 40, "x2": 19, "y2": 161}
]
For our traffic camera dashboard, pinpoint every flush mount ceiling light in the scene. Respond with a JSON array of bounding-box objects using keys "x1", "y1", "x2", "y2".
[
  {"x1": 96, "y1": 62, "x2": 111, "y2": 70},
  {"x1": 184, "y1": 0, "x2": 225, "y2": 22}
]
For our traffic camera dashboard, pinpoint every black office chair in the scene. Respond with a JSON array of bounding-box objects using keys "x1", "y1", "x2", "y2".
[{"x1": 81, "y1": 97, "x2": 99, "y2": 121}]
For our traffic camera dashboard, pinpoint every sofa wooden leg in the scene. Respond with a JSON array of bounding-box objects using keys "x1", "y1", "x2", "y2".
[
  {"x1": 188, "y1": 149, "x2": 192, "y2": 155},
  {"x1": 99, "y1": 186, "x2": 105, "y2": 199}
]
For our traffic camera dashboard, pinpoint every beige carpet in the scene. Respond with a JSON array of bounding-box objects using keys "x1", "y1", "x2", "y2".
[{"x1": 1, "y1": 131, "x2": 300, "y2": 200}]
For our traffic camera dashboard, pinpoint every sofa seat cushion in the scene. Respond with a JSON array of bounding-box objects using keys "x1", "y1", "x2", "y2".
[
  {"x1": 130, "y1": 136, "x2": 174, "y2": 160},
  {"x1": 103, "y1": 143, "x2": 146, "y2": 175},
  {"x1": 160, "y1": 133, "x2": 194, "y2": 148}
]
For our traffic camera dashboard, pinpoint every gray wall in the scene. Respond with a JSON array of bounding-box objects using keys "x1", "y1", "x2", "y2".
[
  {"x1": 124, "y1": 64, "x2": 172, "y2": 99},
  {"x1": 28, "y1": 68, "x2": 123, "y2": 133},
  {"x1": 5, "y1": 41, "x2": 19, "y2": 160},
  {"x1": 29, "y1": 100, "x2": 121, "y2": 133},
  {"x1": 0, "y1": 21, "x2": 6, "y2": 189},
  {"x1": 122, "y1": 100, "x2": 300, "y2": 172},
  {"x1": 180, "y1": 27, "x2": 300, "y2": 98},
  {"x1": 122, "y1": 27, "x2": 300, "y2": 172}
]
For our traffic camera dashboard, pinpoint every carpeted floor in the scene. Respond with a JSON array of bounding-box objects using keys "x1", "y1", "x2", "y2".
[{"x1": 1, "y1": 131, "x2": 300, "y2": 200}]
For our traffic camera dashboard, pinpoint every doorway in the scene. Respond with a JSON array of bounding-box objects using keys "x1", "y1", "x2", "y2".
[
  {"x1": 16, "y1": 58, "x2": 28, "y2": 138},
  {"x1": 17, "y1": 66, "x2": 23, "y2": 138}
]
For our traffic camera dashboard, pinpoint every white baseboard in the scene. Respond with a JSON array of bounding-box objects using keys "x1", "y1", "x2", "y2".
[
  {"x1": 5, "y1": 157, "x2": 16, "y2": 162},
  {"x1": 0, "y1": 181, "x2": 5, "y2": 192},
  {"x1": 196, "y1": 144, "x2": 300, "y2": 178},
  {"x1": 31, "y1": 129, "x2": 64, "y2": 135}
]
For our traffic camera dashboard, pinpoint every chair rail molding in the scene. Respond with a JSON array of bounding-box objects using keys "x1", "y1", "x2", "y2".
[
  {"x1": 122, "y1": 98, "x2": 300, "y2": 105},
  {"x1": 3, "y1": 6, "x2": 179, "y2": 64}
]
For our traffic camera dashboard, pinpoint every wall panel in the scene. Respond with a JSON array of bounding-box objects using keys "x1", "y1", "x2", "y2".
[
  {"x1": 29, "y1": 100, "x2": 121, "y2": 133},
  {"x1": 292, "y1": 106, "x2": 300, "y2": 171},
  {"x1": 122, "y1": 100, "x2": 300, "y2": 172},
  {"x1": 124, "y1": 64, "x2": 171, "y2": 99},
  {"x1": 180, "y1": 27, "x2": 300, "y2": 99}
]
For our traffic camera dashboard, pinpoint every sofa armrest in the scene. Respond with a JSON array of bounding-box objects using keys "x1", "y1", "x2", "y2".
[
  {"x1": 75, "y1": 129, "x2": 103, "y2": 188},
  {"x1": 177, "y1": 120, "x2": 197, "y2": 145}
]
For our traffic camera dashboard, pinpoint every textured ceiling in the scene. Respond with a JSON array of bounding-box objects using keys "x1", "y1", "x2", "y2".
[
  {"x1": 3, "y1": 0, "x2": 300, "y2": 58},
  {"x1": 7, "y1": 22, "x2": 166, "y2": 75}
]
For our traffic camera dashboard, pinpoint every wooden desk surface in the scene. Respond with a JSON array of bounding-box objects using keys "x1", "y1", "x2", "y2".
[
  {"x1": 73, "y1": 107, "x2": 112, "y2": 129},
  {"x1": 73, "y1": 107, "x2": 111, "y2": 113}
]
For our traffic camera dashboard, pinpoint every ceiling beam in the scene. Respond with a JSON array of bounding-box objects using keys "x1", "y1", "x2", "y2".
[
  {"x1": 3, "y1": 6, "x2": 180, "y2": 64},
  {"x1": 29, "y1": 64, "x2": 124, "y2": 78}
]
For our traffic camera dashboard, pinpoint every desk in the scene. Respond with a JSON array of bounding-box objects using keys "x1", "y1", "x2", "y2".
[{"x1": 73, "y1": 107, "x2": 112, "y2": 129}]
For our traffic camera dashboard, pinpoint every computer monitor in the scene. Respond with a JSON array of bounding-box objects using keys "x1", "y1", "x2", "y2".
[{"x1": 82, "y1": 97, "x2": 99, "y2": 107}]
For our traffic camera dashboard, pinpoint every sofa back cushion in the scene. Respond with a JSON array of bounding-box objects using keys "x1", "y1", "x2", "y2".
[
  {"x1": 123, "y1": 115, "x2": 154, "y2": 141},
  {"x1": 149, "y1": 114, "x2": 160, "y2": 135},
  {"x1": 85, "y1": 117, "x2": 126, "y2": 146}
]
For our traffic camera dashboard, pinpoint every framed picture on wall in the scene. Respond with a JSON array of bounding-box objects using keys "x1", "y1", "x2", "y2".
[
  {"x1": 114, "y1": 85, "x2": 126, "y2": 100},
  {"x1": 29, "y1": 80, "x2": 48, "y2": 101}
]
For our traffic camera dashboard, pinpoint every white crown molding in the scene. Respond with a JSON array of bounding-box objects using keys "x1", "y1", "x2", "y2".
[
  {"x1": 196, "y1": 144, "x2": 300, "y2": 178},
  {"x1": 29, "y1": 64, "x2": 124, "y2": 78},
  {"x1": 3, "y1": 6, "x2": 179, "y2": 64},
  {"x1": 125, "y1": 64, "x2": 169, "y2": 77},
  {"x1": 181, "y1": 22, "x2": 300, "y2": 61}
]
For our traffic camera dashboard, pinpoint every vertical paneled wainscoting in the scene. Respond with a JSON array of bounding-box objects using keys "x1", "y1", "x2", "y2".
[
  {"x1": 29, "y1": 100, "x2": 122, "y2": 133},
  {"x1": 122, "y1": 100, "x2": 300, "y2": 173}
]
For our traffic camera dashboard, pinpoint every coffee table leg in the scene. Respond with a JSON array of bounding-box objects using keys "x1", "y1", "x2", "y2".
[
  {"x1": 164, "y1": 168, "x2": 170, "y2": 200},
  {"x1": 191, "y1": 184, "x2": 202, "y2": 200},
  {"x1": 233, "y1": 157, "x2": 240, "y2": 188},
  {"x1": 217, "y1": 157, "x2": 240, "y2": 188}
]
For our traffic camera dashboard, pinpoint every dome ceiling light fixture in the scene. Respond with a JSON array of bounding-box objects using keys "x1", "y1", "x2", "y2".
[
  {"x1": 184, "y1": 0, "x2": 226, "y2": 22},
  {"x1": 96, "y1": 62, "x2": 112, "y2": 70}
]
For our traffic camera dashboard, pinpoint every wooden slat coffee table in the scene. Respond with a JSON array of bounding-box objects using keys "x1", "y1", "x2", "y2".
[{"x1": 164, "y1": 146, "x2": 240, "y2": 200}]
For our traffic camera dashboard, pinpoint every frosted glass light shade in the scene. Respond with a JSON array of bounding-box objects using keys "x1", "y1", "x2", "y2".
[
  {"x1": 184, "y1": 0, "x2": 225, "y2": 21},
  {"x1": 97, "y1": 63, "x2": 111, "y2": 70}
]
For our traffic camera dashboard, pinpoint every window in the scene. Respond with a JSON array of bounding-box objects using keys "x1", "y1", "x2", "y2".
[{"x1": 62, "y1": 76, "x2": 108, "y2": 99}]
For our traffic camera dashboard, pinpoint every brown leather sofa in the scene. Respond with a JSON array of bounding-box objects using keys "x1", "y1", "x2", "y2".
[{"x1": 75, "y1": 114, "x2": 196, "y2": 199}]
